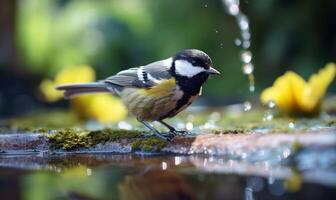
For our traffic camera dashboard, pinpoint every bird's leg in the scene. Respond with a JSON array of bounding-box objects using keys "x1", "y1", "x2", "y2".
[
  {"x1": 158, "y1": 120, "x2": 189, "y2": 136},
  {"x1": 139, "y1": 120, "x2": 174, "y2": 141}
]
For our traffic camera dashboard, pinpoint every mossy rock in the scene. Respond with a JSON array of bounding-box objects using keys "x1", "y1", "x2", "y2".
[
  {"x1": 48, "y1": 128, "x2": 143, "y2": 150},
  {"x1": 132, "y1": 137, "x2": 167, "y2": 152}
]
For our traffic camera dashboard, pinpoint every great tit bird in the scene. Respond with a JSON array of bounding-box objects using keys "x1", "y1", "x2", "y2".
[{"x1": 56, "y1": 49, "x2": 220, "y2": 141}]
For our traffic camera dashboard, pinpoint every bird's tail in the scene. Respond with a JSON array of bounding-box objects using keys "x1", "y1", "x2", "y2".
[{"x1": 55, "y1": 82, "x2": 120, "y2": 99}]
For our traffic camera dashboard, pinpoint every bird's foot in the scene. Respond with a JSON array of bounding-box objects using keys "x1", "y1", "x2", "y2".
[
  {"x1": 142, "y1": 132, "x2": 175, "y2": 141},
  {"x1": 160, "y1": 132, "x2": 175, "y2": 141},
  {"x1": 170, "y1": 130, "x2": 190, "y2": 136}
]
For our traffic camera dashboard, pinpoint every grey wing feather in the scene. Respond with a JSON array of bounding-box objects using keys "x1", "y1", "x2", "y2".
[
  {"x1": 104, "y1": 68, "x2": 140, "y2": 87},
  {"x1": 103, "y1": 58, "x2": 172, "y2": 88},
  {"x1": 143, "y1": 59, "x2": 172, "y2": 80}
]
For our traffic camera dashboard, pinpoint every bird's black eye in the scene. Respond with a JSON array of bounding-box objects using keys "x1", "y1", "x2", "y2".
[{"x1": 191, "y1": 60, "x2": 197, "y2": 65}]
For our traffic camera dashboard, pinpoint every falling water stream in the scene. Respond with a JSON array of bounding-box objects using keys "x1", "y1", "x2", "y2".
[
  {"x1": 221, "y1": 0, "x2": 255, "y2": 110},
  {"x1": 222, "y1": 0, "x2": 278, "y2": 122}
]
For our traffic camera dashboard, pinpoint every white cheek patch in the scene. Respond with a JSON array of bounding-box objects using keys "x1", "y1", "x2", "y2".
[{"x1": 175, "y1": 60, "x2": 205, "y2": 77}]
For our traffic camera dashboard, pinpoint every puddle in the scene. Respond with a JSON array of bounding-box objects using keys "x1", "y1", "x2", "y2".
[{"x1": 0, "y1": 148, "x2": 335, "y2": 200}]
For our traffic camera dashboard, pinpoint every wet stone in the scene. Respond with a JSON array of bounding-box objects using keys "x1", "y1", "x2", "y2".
[{"x1": 0, "y1": 129, "x2": 334, "y2": 158}]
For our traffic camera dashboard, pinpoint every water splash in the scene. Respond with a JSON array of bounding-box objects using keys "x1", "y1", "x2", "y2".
[
  {"x1": 263, "y1": 100, "x2": 276, "y2": 121},
  {"x1": 222, "y1": 0, "x2": 256, "y2": 112},
  {"x1": 267, "y1": 100, "x2": 276, "y2": 109},
  {"x1": 243, "y1": 101, "x2": 252, "y2": 111},
  {"x1": 288, "y1": 122, "x2": 295, "y2": 129},
  {"x1": 221, "y1": 1, "x2": 281, "y2": 121},
  {"x1": 262, "y1": 100, "x2": 277, "y2": 122}
]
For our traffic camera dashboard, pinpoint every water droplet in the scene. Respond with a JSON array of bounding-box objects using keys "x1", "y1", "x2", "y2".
[
  {"x1": 86, "y1": 168, "x2": 92, "y2": 176},
  {"x1": 220, "y1": 42, "x2": 224, "y2": 48},
  {"x1": 228, "y1": 4, "x2": 239, "y2": 15},
  {"x1": 288, "y1": 122, "x2": 295, "y2": 129},
  {"x1": 118, "y1": 121, "x2": 133, "y2": 130},
  {"x1": 243, "y1": 63, "x2": 254, "y2": 74},
  {"x1": 282, "y1": 148, "x2": 291, "y2": 158},
  {"x1": 238, "y1": 15, "x2": 249, "y2": 31},
  {"x1": 161, "y1": 162, "x2": 167, "y2": 170},
  {"x1": 203, "y1": 147, "x2": 208, "y2": 154},
  {"x1": 241, "y1": 51, "x2": 252, "y2": 63},
  {"x1": 242, "y1": 31, "x2": 251, "y2": 40},
  {"x1": 204, "y1": 4, "x2": 208, "y2": 8},
  {"x1": 263, "y1": 111, "x2": 273, "y2": 121},
  {"x1": 174, "y1": 156, "x2": 182, "y2": 165},
  {"x1": 243, "y1": 40, "x2": 251, "y2": 48},
  {"x1": 249, "y1": 85, "x2": 255, "y2": 92},
  {"x1": 186, "y1": 122, "x2": 193, "y2": 131},
  {"x1": 267, "y1": 100, "x2": 276, "y2": 109},
  {"x1": 234, "y1": 38, "x2": 242, "y2": 46},
  {"x1": 215, "y1": 29, "x2": 219, "y2": 33},
  {"x1": 243, "y1": 101, "x2": 252, "y2": 111}
]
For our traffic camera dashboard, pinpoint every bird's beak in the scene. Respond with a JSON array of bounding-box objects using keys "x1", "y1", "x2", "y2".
[{"x1": 206, "y1": 67, "x2": 220, "y2": 75}]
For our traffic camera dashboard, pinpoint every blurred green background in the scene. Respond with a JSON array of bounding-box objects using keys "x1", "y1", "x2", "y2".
[{"x1": 0, "y1": 0, "x2": 335, "y2": 117}]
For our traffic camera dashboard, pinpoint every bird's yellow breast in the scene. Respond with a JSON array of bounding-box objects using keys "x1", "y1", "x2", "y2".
[
  {"x1": 139, "y1": 78, "x2": 177, "y2": 97},
  {"x1": 120, "y1": 78, "x2": 185, "y2": 121}
]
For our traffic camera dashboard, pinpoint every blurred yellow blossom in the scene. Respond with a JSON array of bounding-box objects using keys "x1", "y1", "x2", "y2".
[
  {"x1": 40, "y1": 79, "x2": 62, "y2": 102},
  {"x1": 40, "y1": 65, "x2": 95, "y2": 102},
  {"x1": 284, "y1": 172, "x2": 302, "y2": 192},
  {"x1": 55, "y1": 65, "x2": 95, "y2": 84},
  {"x1": 261, "y1": 63, "x2": 336, "y2": 116},
  {"x1": 40, "y1": 65, "x2": 127, "y2": 123}
]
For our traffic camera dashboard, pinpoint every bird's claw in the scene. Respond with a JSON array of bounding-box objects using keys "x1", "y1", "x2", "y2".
[
  {"x1": 143, "y1": 132, "x2": 175, "y2": 141},
  {"x1": 170, "y1": 130, "x2": 190, "y2": 136},
  {"x1": 161, "y1": 132, "x2": 175, "y2": 141}
]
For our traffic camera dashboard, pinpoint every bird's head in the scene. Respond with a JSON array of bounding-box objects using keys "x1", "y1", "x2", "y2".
[
  {"x1": 171, "y1": 49, "x2": 220, "y2": 78},
  {"x1": 170, "y1": 49, "x2": 220, "y2": 95}
]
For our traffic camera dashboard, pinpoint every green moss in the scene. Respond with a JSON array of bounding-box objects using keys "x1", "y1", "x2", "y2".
[
  {"x1": 48, "y1": 128, "x2": 91, "y2": 150},
  {"x1": 88, "y1": 129, "x2": 142, "y2": 144},
  {"x1": 132, "y1": 137, "x2": 167, "y2": 152},
  {"x1": 48, "y1": 128, "x2": 143, "y2": 150},
  {"x1": 212, "y1": 129, "x2": 249, "y2": 134}
]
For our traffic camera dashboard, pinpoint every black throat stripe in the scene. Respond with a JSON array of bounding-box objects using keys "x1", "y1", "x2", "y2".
[{"x1": 161, "y1": 93, "x2": 191, "y2": 119}]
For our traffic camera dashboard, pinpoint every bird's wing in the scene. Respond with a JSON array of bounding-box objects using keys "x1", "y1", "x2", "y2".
[{"x1": 104, "y1": 58, "x2": 173, "y2": 88}]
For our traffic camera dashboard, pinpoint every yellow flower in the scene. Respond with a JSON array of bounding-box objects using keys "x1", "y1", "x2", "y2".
[
  {"x1": 54, "y1": 65, "x2": 95, "y2": 84},
  {"x1": 87, "y1": 94, "x2": 127, "y2": 123},
  {"x1": 261, "y1": 63, "x2": 336, "y2": 116},
  {"x1": 40, "y1": 65, "x2": 95, "y2": 102},
  {"x1": 284, "y1": 172, "x2": 302, "y2": 192},
  {"x1": 40, "y1": 79, "x2": 62, "y2": 102},
  {"x1": 39, "y1": 65, "x2": 127, "y2": 123}
]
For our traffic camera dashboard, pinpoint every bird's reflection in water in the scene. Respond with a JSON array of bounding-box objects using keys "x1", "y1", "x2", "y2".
[{"x1": 118, "y1": 167, "x2": 195, "y2": 200}]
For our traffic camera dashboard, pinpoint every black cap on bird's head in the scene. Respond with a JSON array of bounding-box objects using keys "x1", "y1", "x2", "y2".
[{"x1": 172, "y1": 49, "x2": 220, "y2": 78}]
